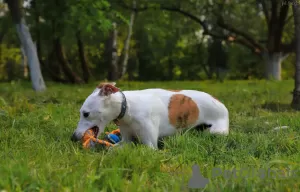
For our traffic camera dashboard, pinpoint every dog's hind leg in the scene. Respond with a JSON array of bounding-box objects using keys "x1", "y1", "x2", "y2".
[{"x1": 157, "y1": 137, "x2": 165, "y2": 149}]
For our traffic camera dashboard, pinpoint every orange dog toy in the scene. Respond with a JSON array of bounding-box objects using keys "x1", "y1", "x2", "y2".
[{"x1": 82, "y1": 128, "x2": 121, "y2": 149}]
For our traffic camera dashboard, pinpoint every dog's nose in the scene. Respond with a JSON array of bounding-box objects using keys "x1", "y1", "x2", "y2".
[{"x1": 71, "y1": 133, "x2": 80, "y2": 142}]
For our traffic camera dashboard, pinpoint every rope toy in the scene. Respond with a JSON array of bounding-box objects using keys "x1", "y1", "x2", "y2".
[{"x1": 82, "y1": 128, "x2": 121, "y2": 149}]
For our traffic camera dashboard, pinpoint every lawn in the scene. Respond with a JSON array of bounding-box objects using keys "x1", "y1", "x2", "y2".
[{"x1": 0, "y1": 80, "x2": 300, "y2": 192}]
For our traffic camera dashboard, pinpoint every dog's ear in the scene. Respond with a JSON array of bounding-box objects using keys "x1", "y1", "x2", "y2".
[
  {"x1": 97, "y1": 82, "x2": 116, "y2": 89},
  {"x1": 98, "y1": 83, "x2": 119, "y2": 96}
]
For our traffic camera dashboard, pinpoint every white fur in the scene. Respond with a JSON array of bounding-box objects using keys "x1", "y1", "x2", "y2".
[{"x1": 72, "y1": 86, "x2": 230, "y2": 149}]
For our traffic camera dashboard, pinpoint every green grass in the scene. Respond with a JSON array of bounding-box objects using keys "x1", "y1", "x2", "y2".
[{"x1": 1, "y1": 80, "x2": 300, "y2": 192}]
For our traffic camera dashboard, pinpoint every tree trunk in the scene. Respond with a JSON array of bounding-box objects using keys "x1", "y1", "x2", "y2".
[
  {"x1": 207, "y1": 41, "x2": 216, "y2": 79},
  {"x1": 108, "y1": 22, "x2": 119, "y2": 81},
  {"x1": 20, "y1": 46, "x2": 28, "y2": 78},
  {"x1": 31, "y1": 0, "x2": 43, "y2": 66},
  {"x1": 76, "y1": 31, "x2": 91, "y2": 83},
  {"x1": 264, "y1": 52, "x2": 283, "y2": 80},
  {"x1": 291, "y1": 1, "x2": 300, "y2": 110},
  {"x1": 48, "y1": 19, "x2": 63, "y2": 82},
  {"x1": 16, "y1": 18, "x2": 46, "y2": 90},
  {"x1": 6, "y1": 59, "x2": 15, "y2": 81},
  {"x1": 120, "y1": 2, "x2": 136, "y2": 78},
  {"x1": 43, "y1": 47, "x2": 62, "y2": 82},
  {"x1": 54, "y1": 37, "x2": 83, "y2": 84},
  {"x1": 6, "y1": 0, "x2": 46, "y2": 91},
  {"x1": 127, "y1": 57, "x2": 136, "y2": 80},
  {"x1": 168, "y1": 56, "x2": 174, "y2": 80}
]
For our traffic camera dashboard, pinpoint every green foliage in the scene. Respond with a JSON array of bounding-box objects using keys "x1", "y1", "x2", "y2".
[
  {"x1": 67, "y1": 0, "x2": 113, "y2": 34},
  {"x1": 282, "y1": 54, "x2": 295, "y2": 80},
  {"x1": 0, "y1": 44, "x2": 22, "y2": 80},
  {"x1": 28, "y1": 0, "x2": 115, "y2": 38},
  {"x1": 1, "y1": 80, "x2": 300, "y2": 191},
  {"x1": 226, "y1": 44, "x2": 264, "y2": 80},
  {"x1": 0, "y1": 0, "x2": 297, "y2": 82}
]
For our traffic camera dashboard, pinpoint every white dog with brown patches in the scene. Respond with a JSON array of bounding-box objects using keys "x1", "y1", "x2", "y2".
[{"x1": 71, "y1": 82, "x2": 229, "y2": 149}]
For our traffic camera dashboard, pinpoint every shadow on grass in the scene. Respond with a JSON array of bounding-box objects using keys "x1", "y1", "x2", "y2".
[{"x1": 261, "y1": 102, "x2": 294, "y2": 112}]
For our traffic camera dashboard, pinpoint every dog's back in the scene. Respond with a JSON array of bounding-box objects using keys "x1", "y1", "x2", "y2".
[{"x1": 123, "y1": 88, "x2": 229, "y2": 136}]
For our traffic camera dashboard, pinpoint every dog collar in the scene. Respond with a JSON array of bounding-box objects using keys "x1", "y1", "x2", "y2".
[{"x1": 114, "y1": 91, "x2": 127, "y2": 124}]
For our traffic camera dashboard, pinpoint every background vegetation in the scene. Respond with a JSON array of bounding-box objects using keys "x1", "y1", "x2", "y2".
[{"x1": 0, "y1": 0, "x2": 297, "y2": 83}]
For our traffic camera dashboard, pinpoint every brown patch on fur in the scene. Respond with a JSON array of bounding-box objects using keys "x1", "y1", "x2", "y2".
[
  {"x1": 97, "y1": 82, "x2": 119, "y2": 96},
  {"x1": 168, "y1": 94, "x2": 199, "y2": 129},
  {"x1": 97, "y1": 82, "x2": 115, "y2": 89},
  {"x1": 166, "y1": 89, "x2": 182, "y2": 92}
]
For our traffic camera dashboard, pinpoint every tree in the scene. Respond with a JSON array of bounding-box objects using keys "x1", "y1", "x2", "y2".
[
  {"x1": 6, "y1": 0, "x2": 46, "y2": 91},
  {"x1": 120, "y1": 1, "x2": 136, "y2": 79},
  {"x1": 54, "y1": 37, "x2": 83, "y2": 84},
  {"x1": 120, "y1": 0, "x2": 295, "y2": 80},
  {"x1": 76, "y1": 30, "x2": 91, "y2": 83},
  {"x1": 29, "y1": 0, "x2": 115, "y2": 83},
  {"x1": 213, "y1": 0, "x2": 294, "y2": 81},
  {"x1": 1, "y1": 0, "x2": 296, "y2": 82},
  {"x1": 107, "y1": 22, "x2": 119, "y2": 81},
  {"x1": 291, "y1": 0, "x2": 300, "y2": 110}
]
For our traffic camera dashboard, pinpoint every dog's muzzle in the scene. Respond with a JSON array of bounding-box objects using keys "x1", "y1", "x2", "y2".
[{"x1": 71, "y1": 126, "x2": 99, "y2": 142}]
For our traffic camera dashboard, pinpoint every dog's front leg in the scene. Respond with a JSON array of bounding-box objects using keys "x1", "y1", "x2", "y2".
[
  {"x1": 138, "y1": 121, "x2": 159, "y2": 150},
  {"x1": 111, "y1": 127, "x2": 132, "y2": 149}
]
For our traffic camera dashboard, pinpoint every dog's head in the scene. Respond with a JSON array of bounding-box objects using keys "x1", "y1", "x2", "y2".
[{"x1": 71, "y1": 82, "x2": 121, "y2": 142}]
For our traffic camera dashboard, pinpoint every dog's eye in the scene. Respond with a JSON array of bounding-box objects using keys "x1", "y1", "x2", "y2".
[{"x1": 83, "y1": 112, "x2": 90, "y2": 118}]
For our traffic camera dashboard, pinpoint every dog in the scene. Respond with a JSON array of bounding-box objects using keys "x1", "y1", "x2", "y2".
[{"x1": 71, "y1": 82, "x2": 229, "y2": 149}]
